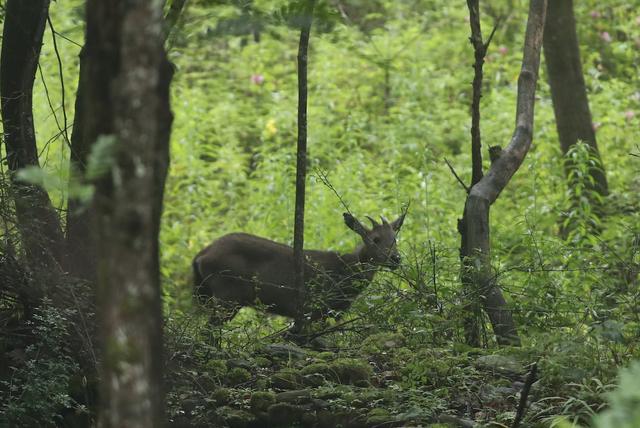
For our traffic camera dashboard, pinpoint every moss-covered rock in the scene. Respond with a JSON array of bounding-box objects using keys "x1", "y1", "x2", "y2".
[
  {"x1": 301, "y1": 362, "x2": 331, "y2": 375},
  {"x1": 275, "y1": 389, "x2": 312, "y2": 404},
  {"x1": 227, "y1": 358, "x2": 253, "y2": 370},
  {"x1": 254, "y1": 378, "x2": 268, "y2": 391},
  {"x1": 270, "y1": 368, "x2": 304, "y2": 390},
  {"x1": 315, "y1": 351, "x2": 336, "y2": 361},
  {"x1": 316, "y1": 409, "x2": 336, "y2": 428},
  {"x1": 254, "y1": 356, "x2": 272, "y2": 368},
  {"x1": 329, "y1": 358, "x2": 372, "y2": 386},
  {"x1": 211, "y1": 387, "x2": 231, "y2": 405},
  {"x1": 262, "y1": 343, "x2": 308, "y2": 360},
  {"x1": 474, "y1": 355, "x2": 524, "y2": 375},
  {"x1": 267, "y1": 402, "x2": 305, "y2": 426},
  {"x1": 361, "y1": 332, "x2": 405, "y2": 355},
  {"x1": 366, "y1": 408, "x2": 393, "y2": 425},
  {"x1": 250, "y1": 391, "x2": 276, "y2": 412},
  {"x1": 300, "y1": 362, "x2": 331, "y2": 386},
  {"x1": 226, "y1": 367, "x2": 252, "y2": 385},
  {"x1": 205, "y1": 359, "x2": 228, "y2": 379},
  {"x1": 216, "y1": 406, "x2": 256, "y2": 428}
]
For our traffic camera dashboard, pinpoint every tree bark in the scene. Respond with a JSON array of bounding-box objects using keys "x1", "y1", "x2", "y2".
[
  {"x1": 83, "y1": 0, "x2": 172, "y2": 426},
  {"x1": 66, "y1": 0, "x2": 186, "y2": 281},
  {"x1": 467, "y1": 0, "x2": 486, "y2": 188},
  {"x1": 461, "y1": 0, "x2": 548, "y2": 347},
  {"x1": 543, "y1": 0, "x2": 608, "y2": 197},
  {"x1": 461, "y1": 0, "x2": 492, "y2": 346},
  {"x1": 293, "y1": 0, "x2": 316, "y2": 333},
  {"x1": 0, "y1": 0, "x2": 65, "y2": 286},
  {"x1": 65, "y1": 46, "x2": 103, "y2": 281}
]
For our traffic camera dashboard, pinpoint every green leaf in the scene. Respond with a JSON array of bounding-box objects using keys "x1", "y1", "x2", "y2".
[
  {"x1": 15, "y1": 166, "x2": 64, "y2": 192},
  {"x1": 86, "y1": 134, "x2": 118, "y2": 180}
]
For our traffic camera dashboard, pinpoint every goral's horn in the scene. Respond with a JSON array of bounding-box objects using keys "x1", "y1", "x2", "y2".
[
  {"x1": 380, "y1": 215, "x2": 390, "y2": 226},
  {"x1": 365, "y1": 215, "x2": 379, "y2": 228}
]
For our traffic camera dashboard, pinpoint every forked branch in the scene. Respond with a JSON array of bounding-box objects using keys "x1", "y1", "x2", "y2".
[{"x1": 461, "y1": 0, "x2": 547, "y2": 346}]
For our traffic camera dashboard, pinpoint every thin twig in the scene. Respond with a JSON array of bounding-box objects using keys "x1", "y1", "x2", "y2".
[
  {"x1": 47, "y1": 17, "x2": 70, "y2": 147},
  {"x1": 444, "y1": 158, "x2": 470, "y2": 193},
  {"x1": 467, "y1": 0, "x2": 487, "y2": 187},
  {"x1": 485, "y1": 19, "x2": 501, "y2": 49},
  {"x1": 37, "y1": 64, "x2": 67, "y2": 147},
  {"x1": 314, "y1": 168, "x2": 352, "y2": 214},
  {"x1": 49, "y1": 29, "x2": 82, "y2": 47}
]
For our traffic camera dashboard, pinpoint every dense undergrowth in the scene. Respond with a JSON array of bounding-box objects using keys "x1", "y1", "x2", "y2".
[{"x1": 1, "y1": 0, "x2": 639, "y2": 426}]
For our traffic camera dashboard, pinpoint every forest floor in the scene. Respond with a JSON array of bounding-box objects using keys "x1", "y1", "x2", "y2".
[{"x1": 165, "y1": 330, "x2": 563, "y2": 428}]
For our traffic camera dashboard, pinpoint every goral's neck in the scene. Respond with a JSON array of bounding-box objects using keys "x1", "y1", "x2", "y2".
[{"x1": 339, "y1": 245, "x2": 377, "y2": 281}]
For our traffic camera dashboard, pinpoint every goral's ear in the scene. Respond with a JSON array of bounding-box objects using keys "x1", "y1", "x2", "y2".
[
  {"x1": 391, "y1": 213, "x2": 406, "y2": 231},
  {"x1": 343, "y1": 213, "x2": 369, "y2": 237}
]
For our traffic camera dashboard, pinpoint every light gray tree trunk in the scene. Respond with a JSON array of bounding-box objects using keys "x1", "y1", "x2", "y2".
[
  {"x1": 83, "y1": 0, "x2": 173, "y2": 426},
  {"x1": 461, "y1": 0, "x2": 548, "y2": 346}
]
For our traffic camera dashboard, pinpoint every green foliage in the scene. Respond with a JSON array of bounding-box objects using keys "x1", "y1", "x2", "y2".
[
  {"x1": 562, "y1": 141, "x2": 605, "y2": 244},
  {"x1": 226, "y1": 367, "x2": 252, "y2": 384},
  {"x1": 0, "y1": 303, "x2": 81, "y2": 426},
  {"x1": 15, "y1": 165, "x2": 64, "y2": 192},
  {"x1": 85, "y1": 134, "x2": 118, "y2": 180},
  {"x1": 206, "y1": 358, "x2": 228, "y2": 379},
  {"x1": 592, "y1": 361, "x2": 640, "y2": 428},
  {"x1": 2, "y1": 0, "x2": 638, "y2": 425},
  {"x1": 249, "y1": 390, "x2": 276, "y2": 412},
  {"x1": 157, "y1": 1, "x2": 638, "y2": 422}
]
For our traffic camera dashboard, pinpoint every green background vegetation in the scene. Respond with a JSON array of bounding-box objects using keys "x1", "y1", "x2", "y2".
[{"x1": 2, "y1": 0, "x2": 639, "y2": 426}]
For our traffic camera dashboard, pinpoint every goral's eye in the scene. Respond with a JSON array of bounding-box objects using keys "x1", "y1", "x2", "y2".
[{"x1": 373, "y1": 237, "x2": 381, "y2": 244}]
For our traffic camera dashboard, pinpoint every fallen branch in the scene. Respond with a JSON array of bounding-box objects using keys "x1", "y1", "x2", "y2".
[{"x1": 512, "y1": 361, "x2": 538, "y2": 428}]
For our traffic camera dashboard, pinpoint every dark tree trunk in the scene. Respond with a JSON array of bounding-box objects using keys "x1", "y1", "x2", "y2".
[
  {"x1": 66, "y1": 0, "x2": 187, "y2": 281},
  {"x1": 65, "y1": 47, "x2": 101, "y2": 281},
  {"x1": 460, "y1": 0, "x2": 548, "y2": 347},
  {"x1": 461, "y1": 0, "x2": 490, "y2": 346},
  {"x1": 543, "y1": 0, "x2": 608, "y2": 196},
  {"x1": 467, "y1": 0, "x2": 486, "y2": 188},
  {"x1": 0, "y1": 0, "x2": 65, "y2": 289},
  {"x1": 83, "y1": 0, "x2": 172, "y2": 426},
  {"x1": 293, "y1": 0, "x2": 316, "y2": 333}
]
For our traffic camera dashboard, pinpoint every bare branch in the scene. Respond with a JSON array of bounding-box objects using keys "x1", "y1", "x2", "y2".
[
  {"x1": 485, "y1": 19, "x2": 500, "y2": 50},
  {"x1": 47, "y1": 17, "x2": 70, "y2": 147},
  {"x1": 471, "y1": 0, "x2": 547, "y2": 204},
  {"x1": 445, "y1": 158, "x2": 470, "y2": 193},
  {"x1": 512, "y1": 362, "x2": 538, "y2": 428},
  {"x1": 314, "y1": 168, "x2": 351, "y2": 214},
  {"x1": 466, "y1": 0, "x2": 487, "y2": 186}
]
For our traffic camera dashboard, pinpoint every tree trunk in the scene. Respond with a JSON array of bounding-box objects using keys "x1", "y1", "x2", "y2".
[
  {"x1": 0, "y1": 0, "x2": 65, "y2": 289},
  {"x1": 293, "y1": 0, "x2": 316, "y2": 333},
  {"x1": 543, "y1": 0, "x2": 608, "y2": 196},
  {"x1": 65, "y1": 47, "x2": 101, "y2": 281},
  {"x1": 66, "y1": 0, "x2": 187, "y2": 281},
  {"x1": 83, "y1": 0, "x2": 173, "y2": 426},
  {"x1": 461, "y1": 0, "x2": 490, "y2": 346},
  {"x1": 461, "y1": 0, "x2": 548, "y2": 347}
]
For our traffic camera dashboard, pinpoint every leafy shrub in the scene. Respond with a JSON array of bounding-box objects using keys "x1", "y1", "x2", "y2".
[
  {"x1": 0, "y1": 303, "x2": 81, "y2": 426},
  {"x1": 592, "y1": 361, "x2": 640, "y2": 428}
]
